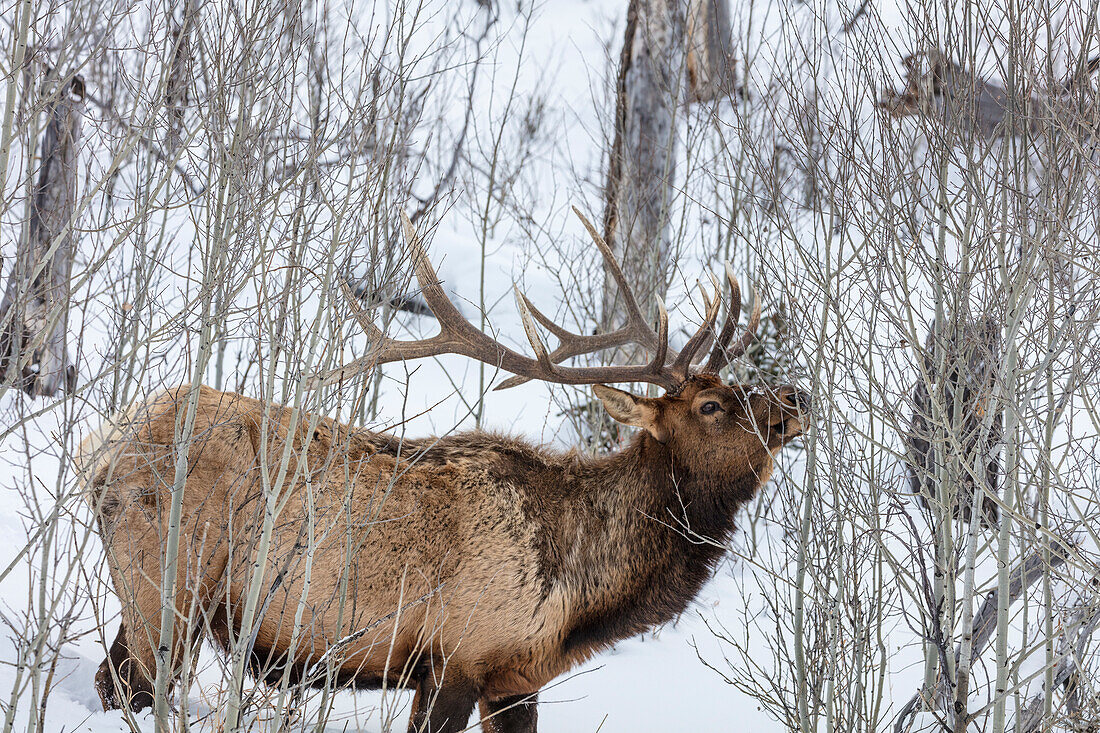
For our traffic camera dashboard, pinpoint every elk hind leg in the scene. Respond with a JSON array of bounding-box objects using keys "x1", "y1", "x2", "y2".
[{"x1": 99, "y1": 500, "x2": 227, "y2": 711}]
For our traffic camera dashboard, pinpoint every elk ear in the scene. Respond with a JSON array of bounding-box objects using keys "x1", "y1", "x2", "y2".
[{"x1": 593, "y1": 385, "x2": 670, "y2": 443}]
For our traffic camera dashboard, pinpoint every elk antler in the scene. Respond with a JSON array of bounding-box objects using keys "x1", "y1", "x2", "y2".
[
  {"x1": 310, "y1": 209, "x2": 759, "y2": 391},
  {"x1": 704, "y1": 262, "x2": 761, "y2": 372}
]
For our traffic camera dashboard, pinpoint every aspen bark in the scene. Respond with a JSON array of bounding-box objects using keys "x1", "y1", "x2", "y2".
[
  {"x1": 602, "y1": 0, "x2": 735, "y2": 360},
  {"x1": 686, "y1": 0, "x2": 735, "y2": 102},
  {"x1": 0, "y1": 75, "x2": 84, "y2": 397},
  {"x1": 602, "y1": 0, "x2": 686, "y2": 353}
]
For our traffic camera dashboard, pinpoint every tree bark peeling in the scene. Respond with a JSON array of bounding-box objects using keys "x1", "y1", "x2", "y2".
[
  {"x1": 0, "y1": 75, "x2": 85, "y2": 397},
  {"x1": 602, "y1": 0, "x2": 686, "y2": 354}
]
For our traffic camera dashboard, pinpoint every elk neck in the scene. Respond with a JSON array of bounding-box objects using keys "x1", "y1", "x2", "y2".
[{"x1": 554, "y1": 429, "x2": 769, "y2": 657}]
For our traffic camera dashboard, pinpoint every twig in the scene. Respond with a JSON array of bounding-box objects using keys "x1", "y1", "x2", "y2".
[
  {"x1": 841, "y1": 0, "x2": 871, "y2": 34},
  {"x1": 408, "y1": 8, "x2": 496, "y2": 224},
  {"x1": 82, "y1": 89, "x2": 204, "y2": 197},
  {"x1": 894, "y1": 540, "x2": 1072, "y2": 733}
]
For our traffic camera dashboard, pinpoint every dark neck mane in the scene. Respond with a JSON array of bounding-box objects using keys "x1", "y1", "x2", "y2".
[
  {"x1": 559, "y1": 432, "x2": 766, "y2": 656},
  {"x1": 349, "y1": 421, "x2": 769, "y2": 657}
]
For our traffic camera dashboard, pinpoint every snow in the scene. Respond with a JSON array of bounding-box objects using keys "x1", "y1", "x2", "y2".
[
  {"x1": 3, "y1": 0, "x2": 1098, "y2": 730},
  {"x1": 0, "y1": 577, "x2": 786, "y2": 732}
]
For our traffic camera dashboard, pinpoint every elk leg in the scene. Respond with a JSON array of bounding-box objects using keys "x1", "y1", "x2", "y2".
[
  {"x1": 479, "y1": 693, "x2": 538, "y2": 733},
  {"x1": 407, "y1": 677, "x2": 479, "y2": 733},
  {"x1": 95, "y1": 623, "x2": 154, "y2": 711}
]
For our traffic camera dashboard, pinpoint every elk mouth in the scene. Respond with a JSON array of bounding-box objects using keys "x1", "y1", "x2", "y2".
[{"x1": 776, "y1": 417, "x2": 803, "y2": 439}]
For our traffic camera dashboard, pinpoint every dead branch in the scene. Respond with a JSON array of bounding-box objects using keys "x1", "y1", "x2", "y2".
[
  {"x1": 0, "y1": 74, "x2": 85, "y2": 397},
  {"x1": 1019, "y1": 593, "x2": 1100, "y2": 732}
]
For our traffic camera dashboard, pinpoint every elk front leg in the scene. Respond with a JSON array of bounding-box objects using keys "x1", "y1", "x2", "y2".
[
  {"x1": 95, "y1": 623, "x2": 153, "y2": 711},
  {"x1": 407, "y1": 677, "x2": 479, "y2": 733},
  {"x1": 479, "y1": 693, "x2": 538, "y2": 733}
]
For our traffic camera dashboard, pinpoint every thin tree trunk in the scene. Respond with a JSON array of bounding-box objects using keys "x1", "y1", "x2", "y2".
[
  {"x1": 686, "y1": 0, "x2": 735, "y2": 102},
  {"x1": 602, "y1": 0, "x2": 686, "y2": 356},
  {"x1": 894, "y1": 542, "x2": 1070, "y2": 733},
  {"x1": 0, "y1": 75, "x2": 84, "y2": 397},
  {"x1": 165, "y1": 0, "x2": 199, "y2": 156}
]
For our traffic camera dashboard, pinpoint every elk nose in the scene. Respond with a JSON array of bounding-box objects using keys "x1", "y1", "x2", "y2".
[
  {"x1": 794, "y1": 389, "x2": 812, "y2": 413},
  {"x1": 779, "y1": 386, "x2": 812, "y2": 413}
]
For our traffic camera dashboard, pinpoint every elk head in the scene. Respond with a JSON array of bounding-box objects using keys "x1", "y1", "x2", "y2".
[
  {"x1": 880, "y1": 50, "x2": 963, "y2": 118},
  {"x1": 314, "y1": 208, "x2": 808, "y2": 468},
  {"x1": 593, "y1": 377, "x2": 807, "y2": 476}
]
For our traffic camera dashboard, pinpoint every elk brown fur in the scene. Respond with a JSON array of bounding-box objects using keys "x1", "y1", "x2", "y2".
[
  {"x1": 79, "y1": 211, "x2": 807, "y2": 732},
  {"x1": 80, "y1": 375, "x2": 805, "y2": 730}
]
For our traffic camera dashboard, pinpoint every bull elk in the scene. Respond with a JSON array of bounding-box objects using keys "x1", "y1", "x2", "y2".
[{"x1": 78, "y1": 210, "x2": 809, "y2": 732}]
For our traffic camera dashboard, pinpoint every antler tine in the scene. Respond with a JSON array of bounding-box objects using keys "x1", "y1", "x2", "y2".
[
  {"x1": 494, "y1": 308, "x2": 668, "y2": 390},
  {"x1": 514, "y1": 291, "x2": 657, "y2": 353},
  {"x1": 306, "y1": 281, "x2": 392, "y2": 388},
  {"x1": 493, "y1": 322, "x2": 657, "y2": 390},
  {"x1": 316, "y1": 209, "x2": 754, "y2": 394},
  {"x1": 667, "y1": 278, "x2": 724, "y2": 383},
  {"x1": 494, "y1": 209, "x2": 667, "y2": 390},
  {"x1": 649, "y1": 300, "x2": 669, "y2": 372},
  {"x1": 400, "y1": 211, "x2": 467, "y2": 326},
  {"x1": 495, "y1": 279, "x2": 664, "y2": 389},
  {"x1": 703, "y1": 264, "x2": 742, "y2": 371},
  {"x1": 514, "y1": 287, "x2": 555, "y2": 372},
  {"x1": 730, "y1": 289, "x2": 761, "y2": 358},
  {"x1": 704, "y1": 266, "x2": 760, "y2": 371},
  {"x1": 520, "y1": 292, "x2": 578, "y2": 342},
  {"x1": 691, "y1": 272, "x2": 724, "y2": 364},
  {"x1": 340, "y1": 279, "x2": 387, "y2": 344},
  {"x1": 309, "y1": 212, "x2": 519, "y2": 388}
]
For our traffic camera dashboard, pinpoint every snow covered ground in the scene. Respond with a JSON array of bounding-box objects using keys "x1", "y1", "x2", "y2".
[{"x1": 3, "y1": 0, "x2": 1098, "y2": 730}]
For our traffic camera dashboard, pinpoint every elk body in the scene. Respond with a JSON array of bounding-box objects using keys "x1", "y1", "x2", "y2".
[
  {"x1": 880, "y1": 50, "x2": 1100, "y2": 141},
  {"x1": 79, "y1": 212, "x2": 807, "y2": 732}
]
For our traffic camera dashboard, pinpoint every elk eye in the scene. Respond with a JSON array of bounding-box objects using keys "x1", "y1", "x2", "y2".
[{"x1": 700, "y1": 401, "x2": 720, "y2": 415}]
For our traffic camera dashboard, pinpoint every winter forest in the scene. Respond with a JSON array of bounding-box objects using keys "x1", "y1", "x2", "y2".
[{"x1": 1, "y1": 0, "x2": 1099, "y2": 730}]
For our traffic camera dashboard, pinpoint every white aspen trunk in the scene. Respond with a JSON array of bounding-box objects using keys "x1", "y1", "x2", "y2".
[
  {"x1": 0, "y1": 0, "x2": 33, "y2": 199},
  {"x1": 951, "y1": 484, "x2": 986, "y2": 732},
  {"x1": 600, "y1": 0, "x2": 736, "y2": 370}
]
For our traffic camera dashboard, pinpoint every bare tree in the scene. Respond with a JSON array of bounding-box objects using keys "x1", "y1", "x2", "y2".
[
  {"x1": 164, "y1": 0, "x2": 199, "y2": 156},
  {"x1": 0, "y1": 74, "x2": 84, "y2": 397},
  {"x1": 602, "y1": 0, "x2": 736, "y2": 353},
  {"x1": 602, "y1": 0, "x2": 684, "y2": 348}
]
